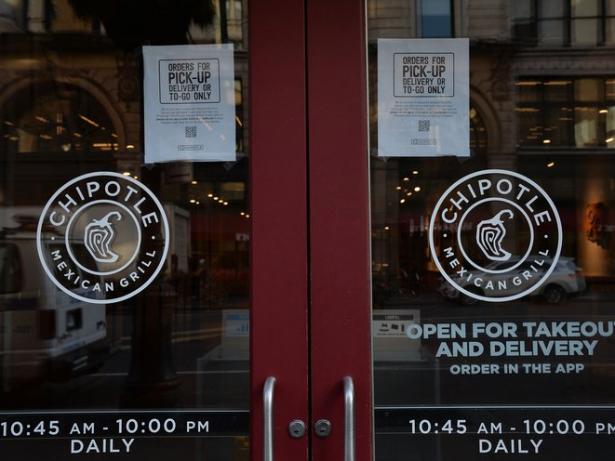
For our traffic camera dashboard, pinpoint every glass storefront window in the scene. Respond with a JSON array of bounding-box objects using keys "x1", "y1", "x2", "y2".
[
  {"x1": 608, "y1": 0, "x2": 615, "y2": 43},
  {"x1": 575, "y1": 78, "x2": 603, "y2": 101},
  {"x1": 2, "y1": 83, "x2": 117, "y2": 154},
  {"x1": 541, "y1": 0, "x2": 567, "y2": 17},
  {"x1": 419, "y1": 0, "x2": 452, "y2": 38},
  {"x1": 513, "y1": 0, "x2": 615, "y2": 46},
  {"x1": 575, "y1": 106, "x2": 600, "y2": 146},
  {"x1": 369, "y1": 1, "x2": 615, "y2": 459},
  {"x1": 517, "y1": 78, "x2": 613, "y2": 149},
  {"x1": 0, "y1": 243, "x2": 22, "y2": 293},
  {"x1": 571, "y1": 18, "x2": 599, "y2": 45},
  {"x1": 0, "y1": 1, "x2": 251, "y2": 459}
]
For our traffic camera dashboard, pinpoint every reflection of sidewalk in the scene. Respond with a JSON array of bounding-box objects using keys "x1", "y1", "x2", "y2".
[
  {"x1": 375, "y1": 292, "x2": 445, "y2": 308},
  {"x1": 576, "y1": 290, "x2": 615, "y2": 302},
  {"x1": 377, "y1": 289, "x2": 615, "y2": 309}
]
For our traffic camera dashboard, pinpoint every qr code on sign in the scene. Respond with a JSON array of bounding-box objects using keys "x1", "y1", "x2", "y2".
[
  {"x1": 418, "y1": 120, "x2": 430, "y2": 132},
  {"x1": 185, "y1": 126, "x2": 197, "y2": 138}
]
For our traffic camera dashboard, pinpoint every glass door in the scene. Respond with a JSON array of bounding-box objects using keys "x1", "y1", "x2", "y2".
[
  {"x1": 306, "y1": 1, "x2": 615, "y2": 461},
  {"x1": 0, "y1": 1, "x2": 309, "y2": 460},
  {"x1": 361, "y1": 1, "x2": 615, "y2": 460}
]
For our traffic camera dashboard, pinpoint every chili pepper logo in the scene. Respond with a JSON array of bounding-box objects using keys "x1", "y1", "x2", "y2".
[
  {"x1": 476, "y1": 209, "x2": 514, "y2": 262},
  {"x1": 84, "y1": 211, "x2": 122, "y2": 263}
]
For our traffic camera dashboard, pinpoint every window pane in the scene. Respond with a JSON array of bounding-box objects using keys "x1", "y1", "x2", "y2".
[
  {"x1": 544, "y1": 80, "x2": 572, "y2": 101},
  {"x1": 571, "y1": 0, "x2": 599, "y2": 17},
  {"x1": 420, "y1": 0, "x2": 452, "y2": 37},
  {"x1": 0, "y1": 244, "x2": 22, "y2": 294},
  {"x1": 512, "y1": 18, "x2": 537, "y2": 43},
  {"x1": 422, "y1": 0, "x2": 451, "y2": 16},
  {"x1": 606, "y1": 18, "x2": 615, "y2": 44},
  {"x1": 469, "y1": 107, "x2": 488, "y2": 153},
  {"x1": 2, "y1": 83, "x2": 117, "y2": 154},
  {"x1": 0, "y1": 2, "x2": 253, "y2": 459},
  {"x1": 539, "y1": 0, "x2": 565, "y2": 18},
  {"x1": 226, "y1": 0, "x2": 243, "y2": 42},
  {"x1": 607, "y1": 106, "x2": 615, "y2": 147},
  {"x1": 517, "y1": 108, "x2": 543, "y2": 146},
  {"x1": 575, "y1": 78, "x2": 603, "y2": 101},
  {"x1": 538, "y1": 19, "x2": 566, "y2": 46},
  {"x1": 545, "y1": 106, "x2": 574, "y2": 145},
  {"x1": 575, "y1": 106, "x2": 600, "y2": 146},
  {"x1": 571, "y1": 18, "x2": 599, "y2": 45},
  {"x1": 608, "y1": 0, "x2": 615, "y2": 14},
  {"x1": 513, "y1": 0, "x2": 534, "y2": 19},
  {"x1": 607, "y1": 79, "x2": 615, "y2": 100},
  {"x1": 369, "y1": 4, "x2": 615, "y2": 461},
  {"x1": 516, "y1": 80, "x2": 542, "y2": 102}
]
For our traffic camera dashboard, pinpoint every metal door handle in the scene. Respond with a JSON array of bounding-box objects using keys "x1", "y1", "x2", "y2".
[
  {"x1": 343, "y1": 376, "x2": 355, "y2": 461},
  {"x1": 264, "y1": 377, "x2": 276, "y2": 461}
]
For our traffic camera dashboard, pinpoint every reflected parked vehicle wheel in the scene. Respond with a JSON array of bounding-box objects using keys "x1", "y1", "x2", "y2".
[{"x1": 543, "y1": 284, "x2": 566, "y2": 304}]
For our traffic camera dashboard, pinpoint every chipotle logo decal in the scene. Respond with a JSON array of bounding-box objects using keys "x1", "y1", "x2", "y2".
[
  {"x1": 429, "y1": 169, "x2": 562, "y2": 303},
  {"x1": 37, "y1": 172, "x2": 169, "y2": 304}
]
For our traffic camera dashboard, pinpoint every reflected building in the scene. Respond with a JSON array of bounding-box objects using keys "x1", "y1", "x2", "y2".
[
  {"x1": 368, "y1": 0, "x2": 615, "y2": 297},
  {"x1": 0, "y1": 0, "x2": 251, "y2": 426},
  {"x1": 1, "y1": 0, "x2": 615, "y2": 459},
  {"x1": 0, "y1": 0, "x2": 250, "y2": 300}
]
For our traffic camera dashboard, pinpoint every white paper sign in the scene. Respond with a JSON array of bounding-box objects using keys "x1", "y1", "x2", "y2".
[
  {"x1": 143, "y1": 44, "x2": 236, "y2": 162},
  {"x1": 372, "y1": 310, "x2": 420, "y2": 338},
  {"x1": 377, "y1": 38, "x2": 469, "y2": 157},
  {"x1": 222, "y1": 310, "x2": 249, "y2": 338}
]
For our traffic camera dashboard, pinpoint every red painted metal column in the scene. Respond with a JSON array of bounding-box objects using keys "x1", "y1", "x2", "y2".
[
  {"x1": 307, "y1": 0, "x2": 373, "y2": 460},
  {"x1": 250, "y1": 1, "x2": 309, "y2": 460}
]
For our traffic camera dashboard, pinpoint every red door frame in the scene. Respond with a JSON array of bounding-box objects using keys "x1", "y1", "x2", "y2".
[
  {"x1": 249, "y1": 0, "x2": 309, "y2": 460},
  {"x1": 308, "y1": 1, "x2": 373, "y2": 461},
  {"x1": 250, "y1": 0, "x2": 372, "y2": 460}
]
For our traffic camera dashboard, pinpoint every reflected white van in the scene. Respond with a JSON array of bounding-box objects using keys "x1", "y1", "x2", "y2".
[{"x1": 0, "y1": 209, "x2": 109, "y2": 390}]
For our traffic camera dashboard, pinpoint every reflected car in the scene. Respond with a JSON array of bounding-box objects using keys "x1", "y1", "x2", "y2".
[{"x1": 438, "y1": 256, "x2": 586, "y2": 305}]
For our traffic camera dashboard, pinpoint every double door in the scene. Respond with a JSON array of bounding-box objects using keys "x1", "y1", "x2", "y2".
[
  {"x1": 252, "y1": 1, "x2": 370, "y2": 460},
  {"x1": 0, "y1": 0, "x2": 370, "y2": 459},
  {"x1": 3, "y1": 0, "x2": 615, "y2": 460}
]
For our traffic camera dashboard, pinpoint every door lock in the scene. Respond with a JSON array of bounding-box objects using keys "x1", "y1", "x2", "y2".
[
  {"x1": 314, "y1": 419, "x2": 332, "y2": 437},
  {"x1": 288, "y1": 420, "x2": 306, "y2": 438}
]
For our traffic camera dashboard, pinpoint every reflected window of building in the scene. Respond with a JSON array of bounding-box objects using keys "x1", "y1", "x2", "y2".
[
  {"x1": 513, "y1": 0, "x2": 615, "y2": 47},
  {"x1": 0, "y1": 0, "x2": 25, "y2": 32},
  {"x1": 571, "y1": 0, "x2": 600, "y2": 45},
  {"x1": 0, "y1": 0, "x2": 102, "y2": 34},
  {"x1": 608, "y1": 0, "x2": 615, "y2": 43},
  {"x1": 469, "y1": 106, "x2": 487, "y2": 155},
  {"x1": 537, "y1": 0, "x2": 566, "y2": 46},
  {"x1": 512, "y1": 0, "x2": 537, "y2": 44},
  {"x1": 419, "y1": 0, "x2": 452, "y2": 38},
  {"x1": 189, "y1": 0, "x2": 245, "y2": 48},
  {"x1": 0, "y1": 243, "x2": 22, "y2": 294},
  {"x1": 516, "y1": 77, "x2": 615, "y2": 149},
  {"x1": 1, "y1": 82, "x2": 118, "y2": 154},
  {"x1": 223, "y1": 0, "x2": 243, "y2": 43}
]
